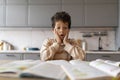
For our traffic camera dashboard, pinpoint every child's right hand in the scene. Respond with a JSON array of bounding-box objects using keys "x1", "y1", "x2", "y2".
[{"x1": 53, "y1": 29, "x2": 62, "y2": 44}]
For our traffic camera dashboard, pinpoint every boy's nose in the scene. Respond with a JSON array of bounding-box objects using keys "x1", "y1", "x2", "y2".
[
  {"x1": 60, "y1": 27, "x2": 64, "y2": 31},
  {"x1": 60, "y1": 29, "x2": 64, "y2": 32}
]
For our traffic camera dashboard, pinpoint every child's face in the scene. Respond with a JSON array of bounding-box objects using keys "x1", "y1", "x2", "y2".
[{"x1": 54, "y1": 20, "x2": 69, "y2": 40}]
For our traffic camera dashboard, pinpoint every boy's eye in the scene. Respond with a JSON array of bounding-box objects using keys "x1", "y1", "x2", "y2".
[
  {"x1": 56, "y1": 26, "x2": 68, "y2": 30},
  {"x1": 64, "y1": 27, "x2": 68, "y2": 29},
  {"x1": 56, "y1": 27, "x2": 60, "y2": 29}
]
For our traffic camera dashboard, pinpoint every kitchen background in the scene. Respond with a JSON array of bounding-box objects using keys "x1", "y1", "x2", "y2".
[
  {"x1": 0, "y1": 0, "x2": 118, "y2": 51},
  {"x1": 0, "y1": 29, "x2": 116, "y2": 50}
]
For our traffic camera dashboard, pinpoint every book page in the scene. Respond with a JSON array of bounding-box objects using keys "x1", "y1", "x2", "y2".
[
  {"x1": 0, "y1": 60, "x2": 43, "y2": 73},
  {"x1": 61, "y1": 60, "x2": 112, "y2": 80},
  {"x1": 46, "y1": 60, "x2": 70, "y2": 66},
  {"x1": 105, "y1": 60, "x2": 120, "y2": 67},
  {"x1": 20, "y1": 62, "x2": 66, "y2": 80},
  {"x1": 0, "y1": 60, "x2": 12, "y2": 65},
  {"x1": 69, "y1": 59, "x2": 89, "y2": 65},
  {"x1": 96, "y1": 59, "x2": 120, "y2": 67},
  {"x1": 89, "y1": 60, "x2": 120, "y2": 77}
]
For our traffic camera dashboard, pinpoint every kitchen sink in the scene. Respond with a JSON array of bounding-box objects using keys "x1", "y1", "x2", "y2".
[{"x1": 89, "y1": 50, "x2": 117, "y2": 52}]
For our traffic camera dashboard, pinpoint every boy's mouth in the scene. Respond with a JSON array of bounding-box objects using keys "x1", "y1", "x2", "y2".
[{"x1": 60, "y1": 34, "x2": 64, "y2": 38}]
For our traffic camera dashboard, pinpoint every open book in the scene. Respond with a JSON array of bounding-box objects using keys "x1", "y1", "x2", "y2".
[
  {"x1": 0, "y1": 60, "x2": 66, "y2": 80},
  {"x1": 61, "y1": 59, "x2": 120, "y2": 80},
  {"x1": 89, "y1": 60, "x2": 120, "y2": 78}
]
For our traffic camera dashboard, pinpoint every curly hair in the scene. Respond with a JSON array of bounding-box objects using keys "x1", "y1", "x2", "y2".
[{"x1": 51, "y1": 11, "x2": 71, "y2": 29}]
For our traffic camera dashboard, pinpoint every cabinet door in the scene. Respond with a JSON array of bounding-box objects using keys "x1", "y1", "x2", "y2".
[
  {"x1": 23, "y1": 53, "x2": 40, "y2": 60},
  {"x1": 110, "y1": 54, "x2": 120, "y2": 61},
  {"x1": 86, "y1": 54, "x2": 120, "y2": 61},
  {"x1": 28, "y1": 0, "x2": 61, "y2": 27},
  {"x1": 6, "y1": 0, "x2": 27, "y2": 26},
  {"x1": 0, "y1": 0, "x2": 4, "y2": 27},
  {"x1": 86, "y1": 54, "x2": 102, "y2": 61},
  {"x1": 0, "y1": 54, "x2": 22, "y2": 60},
  {"x1": 84, "y1": 0, "x2": 118, "y2": 26},
  {"x1": 62, "y1": 0, "x2": 84, "y2": 27},
  {"x1": 6, "y1": 0, "x2": 27, "y2": 5}
]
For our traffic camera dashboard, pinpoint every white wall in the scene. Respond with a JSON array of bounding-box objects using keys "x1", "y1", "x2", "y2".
[{"x1": 0, "y1": 28, "x2": 115, "y2": 50}]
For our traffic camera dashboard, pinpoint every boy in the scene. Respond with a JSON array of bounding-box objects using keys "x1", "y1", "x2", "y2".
[{"x1": 40, "y1": 11, "x2": 85, "y2": 61}]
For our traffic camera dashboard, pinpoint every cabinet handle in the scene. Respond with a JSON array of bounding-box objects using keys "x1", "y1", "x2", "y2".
[{"x1": 6, "y1": 54, "x2": 16, "y2": 57}]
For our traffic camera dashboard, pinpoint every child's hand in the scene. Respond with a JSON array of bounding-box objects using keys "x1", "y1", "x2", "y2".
[
  {"x1": 53, "y1": 29, "x2": 62, "y2": 44},
  {"x1": 63, "y1": 31, "x2": 69, "y2": 45}
]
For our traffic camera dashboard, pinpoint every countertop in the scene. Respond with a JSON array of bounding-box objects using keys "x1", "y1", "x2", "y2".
[
  {"x1": 0, "y1": 50, "x2": 120, "y2": 54},
  {"x1": 0, "y1": 50, "x2": 40, "y2": 54},
  {"x1": 86, "y1": 50, "x2": 120, "y2": 54}
]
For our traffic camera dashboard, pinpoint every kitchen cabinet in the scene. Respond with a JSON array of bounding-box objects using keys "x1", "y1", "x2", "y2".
[
  {"x1": 0, "y1": 53, "x2": 22, "y2": 60},
  {"x1": 0, "y1": 0, "x2": 118, "y2": 28},
  {"x1": 116, "y1": 0, "x2": 120, "y2": 49},
  {"x1": 28, "y1": 0, "x2": 61, "y2": 27},
  {"x1": 23, "y1": 53, "x2": 40, "y2": 60},
  {"x1": 0, "y1": 51, "x2": 40, "y2": 60},
  {"x1": 0, "y1": 0, "x2": 3, "y2": 4},
  {"x1": 6, "y1": 0, "x2": 27, "y2": 4},
  {"x1": 84, "y1": 0, "x2": 118, "y2": 26},
  {"x1": 6, "y1": 0, "x2": 27, "y2": 27},
  {"x1": 0, "y1": 0, "x2": 4, "y2": 27},
  {"x1": 62, "y1": 0, "x2": 84, "y2": 27},
  {"x1": 28, "y1": 0, "x2": 118, "y2": 27},
  {"x1": 86, "y1": 54, "x2": 120, "y2": 61}
]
